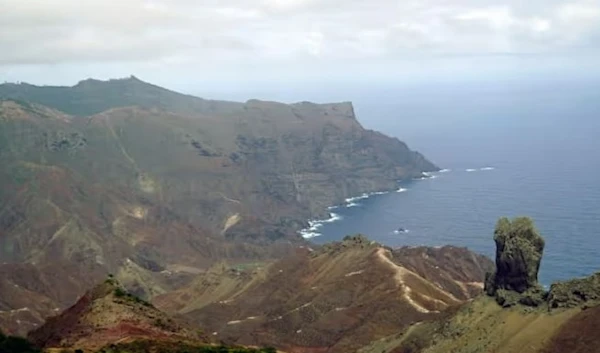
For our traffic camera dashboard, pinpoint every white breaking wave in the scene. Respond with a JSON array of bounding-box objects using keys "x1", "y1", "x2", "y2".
[
  {"x1": 393, "y1": 229, "x2": 410, "y2": 234},
  {"x1": 345, "y1": 193, "x2": 370, "y2": 203},
  {"x1": 465, "y1": 167, "x2": 494, "y2": 172},
  {"x1": 415, "y1": 172, "x2": 439, "y2": 180},
  {"x1": 300, "y1": 187, "x2": 401, "y2": 239},
  {"x1": 342, "y1": 190, "x2": 391, "y2": 208},
  {"x1": 300, "y1": 231, "x2": 321, "y2": 239},
  {"x1": 299, "y1": 212, "x2": 343, "y2": 239},
  {"x1": 323, "y1": 213, "x2": 342, "y2": 222}
]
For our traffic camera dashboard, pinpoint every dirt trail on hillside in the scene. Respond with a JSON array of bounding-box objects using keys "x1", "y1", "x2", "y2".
[{"x1": 376, "y1": 248, "x2": 461, "y2": 313}]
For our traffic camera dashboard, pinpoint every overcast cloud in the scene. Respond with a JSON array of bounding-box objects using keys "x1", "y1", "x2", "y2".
[{"x1": 1, "y1": 0, "x2": 600, "y2": 88}]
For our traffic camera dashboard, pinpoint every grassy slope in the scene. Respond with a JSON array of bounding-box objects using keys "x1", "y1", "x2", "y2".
[{"x1": 360, "y1": 296, "x2": 582, "y2": 353}]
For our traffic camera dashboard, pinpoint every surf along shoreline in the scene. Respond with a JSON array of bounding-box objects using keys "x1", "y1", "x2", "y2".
[
  {"x1": 298, "y1": 167, "x2": 493, "y2": 239},
  {"x1": 298, "y1": 171, "x2": 436, "y2": 239}
]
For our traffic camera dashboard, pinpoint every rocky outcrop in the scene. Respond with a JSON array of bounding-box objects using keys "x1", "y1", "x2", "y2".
[
  {"x1": 484, "y1": 217, "x2": 600, "y2": 309},
  {"x1": 484, "y1": 217, "x2": 546, "y2": 307},
  {"x1": 315, "y1": 234, "x2": 379, "y2": 255},
  {"x1": 27, "y1": 278, "x2": 189, "y2": 351},
  {"x1": 547, "y1": 273, "x2": 600, "y2": 309}
]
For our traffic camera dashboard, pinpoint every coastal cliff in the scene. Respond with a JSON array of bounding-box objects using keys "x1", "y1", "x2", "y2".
[{"x1": 0, "y1": 78, "x2": 437, "y2": 335}]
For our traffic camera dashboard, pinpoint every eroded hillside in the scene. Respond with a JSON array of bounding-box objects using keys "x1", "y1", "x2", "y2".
[
  {"x1": 0, "y1": 77, "x2": 437, "y2": 335},
  {"x1": 154, "y1": 236, "x2": 492, "y2": 353}
]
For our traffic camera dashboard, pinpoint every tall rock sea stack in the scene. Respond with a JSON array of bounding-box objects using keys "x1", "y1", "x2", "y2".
[{"x1": 485, "y1": 217, "x2": 546, "y2": 306}]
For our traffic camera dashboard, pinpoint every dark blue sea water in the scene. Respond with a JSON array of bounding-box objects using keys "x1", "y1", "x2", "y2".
[{"x1": 305, "y1": 79, "x2": 600, "y2": 286}]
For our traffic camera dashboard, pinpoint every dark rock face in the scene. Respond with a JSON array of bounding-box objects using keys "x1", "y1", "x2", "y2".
[{"x1": 485, "y1": 217, "x2": 546, "y2": 306}]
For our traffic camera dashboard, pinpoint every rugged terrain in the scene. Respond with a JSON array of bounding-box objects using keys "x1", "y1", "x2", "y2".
[
  {"x1": 359, "y1": 217, "x2": 600, "y2": 353},
  {"x1": 155, "y1": 235, "x2": 492, "y2": 353},
  {"x1": 4, "y1": 78, "x2": 597, "y2": 353},
  {"x1": 25, "y1": 278, "x2": 277, "y2": 353},
  {"x1": 27, "y1": 278, "x2": 192, "y2": 351},
  {"x1": 9, "y1": 220, "x2": 599, "y2": 353},
  {"x1": 0, "y1": 235, "x2": 492, "y2": 353},
  {"x1": 0, "y1": 77, "x2": 437, "y2": 335}
]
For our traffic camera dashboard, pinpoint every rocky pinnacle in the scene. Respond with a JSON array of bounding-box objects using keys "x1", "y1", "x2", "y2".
[{"x1": 485, "y1": 217, "x2": 546, "y2": 307}]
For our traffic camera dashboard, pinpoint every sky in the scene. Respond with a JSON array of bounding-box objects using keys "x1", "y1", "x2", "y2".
[{"x1": 1, "y1": 0, "x2": 600, "y2": 97}]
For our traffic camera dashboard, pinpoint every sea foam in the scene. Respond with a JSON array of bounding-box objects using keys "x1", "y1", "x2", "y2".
[
  {"x1": 342, "y1": 190, "x2": 391, "y2": 207},
  {"x1": 299, "y1": 213, "x2": 343, "y2": 239},
  {"x1": 393, "y1": 229, "x2": 410, "y2": 234},
  {"x1": 300, "y1": 187, "x2": 402, "y2": 238},
  {"x1": 344, "y1": 193, "x2": 369, "y2": 203}
]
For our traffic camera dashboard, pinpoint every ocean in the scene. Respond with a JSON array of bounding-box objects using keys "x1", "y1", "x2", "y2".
[{"x1": 302, "y1": 78, "x2": 600, "y2": 286}]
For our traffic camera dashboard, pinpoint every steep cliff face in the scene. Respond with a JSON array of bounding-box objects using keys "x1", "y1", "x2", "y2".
[
  {"x1": 0, "y1": 78, "x2": 437, "y2": 335},
  {"x1": 484, "y1": 217, "x2": 546, "y2": 307}
]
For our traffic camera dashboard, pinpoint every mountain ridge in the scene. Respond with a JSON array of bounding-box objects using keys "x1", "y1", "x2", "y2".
[
  {"x1": 0, "y1": 77, "x2": 359, "y2": 118},
  {"x1": 26, "y1": 277, "x2": 280, "y2": 353},
  {"x1": 154, "y1": 235, "x2": 492, "y2": 353},
  {"x1": 0, "y1": 77, "x2": 437, "y2": 336}
]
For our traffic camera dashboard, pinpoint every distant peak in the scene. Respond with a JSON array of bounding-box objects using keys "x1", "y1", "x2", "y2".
[
  {"x1": 75, "y1": 78, "x2": 102, "y2": 86},
  {"x1": 75, "y1": 75, "x2": 145, "y2": 87}
]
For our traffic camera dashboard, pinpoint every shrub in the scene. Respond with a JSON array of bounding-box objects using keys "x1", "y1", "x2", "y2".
[
  {"x1": 113, "y1": 287, "x2": 127, "y2": 298},
  {"x1": 0, "y1": 333, "x2": 41, "y2": 353}
]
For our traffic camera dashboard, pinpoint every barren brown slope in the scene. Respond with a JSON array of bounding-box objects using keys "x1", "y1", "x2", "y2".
[
  {"x1": 157, "y1": 236, "x2": 492, "y2": 353},
  {"x1": 0, "y1": 100, "x2": 290, "y2": 334},
  {"x1": 0, "y1": 78, "x2": 437, "y2": 335},
  {"x1": 27, "y1": 278, "x2": 196, "y2": 352}
]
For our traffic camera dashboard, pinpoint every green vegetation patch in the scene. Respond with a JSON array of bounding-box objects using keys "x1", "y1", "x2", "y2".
[
  {"x1": 112, "y1": 286, "x2": 153, "y2": 308},
  {"x1": 548, "y1": 272, "x2": 600, "y2": 308},
  {"x1": 0, "y1": 331, "x2": 40, "y2": 353}
]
